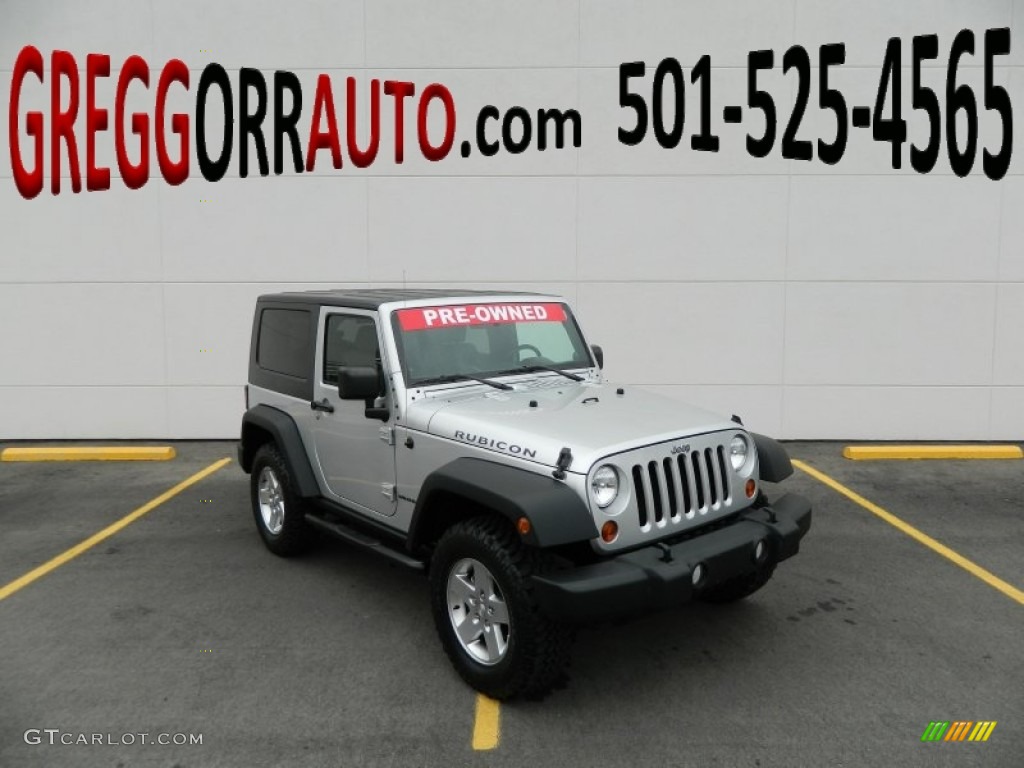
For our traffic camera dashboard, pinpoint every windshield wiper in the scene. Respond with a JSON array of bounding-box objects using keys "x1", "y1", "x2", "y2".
[
  {"x1": 508, "y1": 365, "x2": 584, "y2": 382},
  {"x1": 416, "y1": 373, "x2": 513, "y2": 391}
]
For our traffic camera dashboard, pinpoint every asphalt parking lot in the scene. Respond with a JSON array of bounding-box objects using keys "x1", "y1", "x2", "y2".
[{"x1": 1, "y1": 441, "x2": 1021, "y2": 768}]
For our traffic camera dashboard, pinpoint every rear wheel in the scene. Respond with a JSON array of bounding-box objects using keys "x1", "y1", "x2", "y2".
[
  {"x1": 250, "y1": 444, "x2": 313, "y2": 557},
  {"x1": 429, "y1": 516, "x2": 572, "y2": 700}
]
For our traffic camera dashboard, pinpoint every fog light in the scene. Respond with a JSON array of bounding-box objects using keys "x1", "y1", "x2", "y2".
[
  {"x1": 745, "y1": 479, "x2": 756, "y2": 498},
  {"x1": 692, "y1": 563, "x2": 705, "y2": 586},
  {"x1": 754, "y1": 539, "x2": 767, "y2": 563},
  {"x1": 600, "y1": 520, "x2": 618, "y2": 543},
  {"x1": 517, "y1": 517, "x2": 531, "y2": 535}
]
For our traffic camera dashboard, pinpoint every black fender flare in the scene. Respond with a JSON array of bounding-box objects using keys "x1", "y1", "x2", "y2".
[
  {"x1": 238, "y1": 405, "x2": 321, "y2": 498},
  {"x1": 408, "y1": 458, "x2": 598, "y2": 550},
  {"x1": 752, "y1": 433, "x2": 794, "y2": 483}
]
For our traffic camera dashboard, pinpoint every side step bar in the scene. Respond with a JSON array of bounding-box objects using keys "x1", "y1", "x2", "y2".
[{"x1": 304, "y1": 514, "x2": 425, "y2": 571}]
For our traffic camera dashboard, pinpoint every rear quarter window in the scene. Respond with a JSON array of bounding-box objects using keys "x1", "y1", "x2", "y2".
[{"x1": 257, "y1": 309, "x2": 310, "y2": 378}]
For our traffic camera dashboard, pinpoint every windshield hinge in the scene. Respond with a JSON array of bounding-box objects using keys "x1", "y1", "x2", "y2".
[{"x1": 552, "y1": 446, "x2": 573, "y2": 480}]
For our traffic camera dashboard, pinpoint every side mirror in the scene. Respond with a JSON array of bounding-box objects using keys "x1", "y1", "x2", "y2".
[
  {"x1": 338, "y1": 366, "x2": 381, "y2": 400},
  {"x1": 591, "y1": 344, "x2": 604, "y2": 370}
]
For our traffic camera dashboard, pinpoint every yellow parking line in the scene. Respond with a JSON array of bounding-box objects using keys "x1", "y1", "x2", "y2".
[
  {"x1": 472, "y1": 694, "x2": 501, "y2": 750},
  {"x1": 0, "y1": 458, "x2": 231, "y2": 603},
  {"x1": 843, "y1": 445, "x2": 1022, "y2": 461},
  {"x1": 792, "y1": 459, "x2": 1024, "y2": 606},
  {"x1": 1, "y1": 446, "x2": 177, "y2": 462}
]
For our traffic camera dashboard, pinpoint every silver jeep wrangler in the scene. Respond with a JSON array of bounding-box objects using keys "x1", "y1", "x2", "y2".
[{"x1": 238, "y1": 290, "x2": 812, "y2": 699}]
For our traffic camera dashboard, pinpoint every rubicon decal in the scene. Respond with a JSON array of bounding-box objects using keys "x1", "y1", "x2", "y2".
[
  {"x1": 8, "y1": 46, "x2": 582, "y2": 199},
  {"x1": 397, "y1": 304, "x2": 566, "y2": 331},
  {"x1": 453, "y1": 431, "x2": 538, "y2": 459}
]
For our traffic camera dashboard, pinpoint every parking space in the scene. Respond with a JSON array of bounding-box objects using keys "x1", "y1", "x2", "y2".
[{"x1": 1, "y1": 441, "x2": 1021, "y2": 767}]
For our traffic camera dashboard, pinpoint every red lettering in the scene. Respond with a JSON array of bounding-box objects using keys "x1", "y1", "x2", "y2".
[
  {"x1": 346, "y1": 77, "x2": 379, "y2": 168},
  {"x1": 383, "y1": 80, "x2": 414, "y2": 164},
  {"x1": 50, "y1": 50, "x2": 82, "y2": 194},
  {"x1": 9, "y1": 45, "x2": 45, "y2": 199},
  {"x1": 417, "y1": 83, "x2": 455, "y2": 162},
  {"x1": 115, "y1": 55, "x2": 149, "y2": 190},
  {"x1": 156, "y1": 59, "x2": 189, "y2": 185},
  {"x1": 85, "y1": 53, "x2": 110, "y2": 191},
  {"x1": 305, "y1": 74, "x2": 342, "y2": 171}
]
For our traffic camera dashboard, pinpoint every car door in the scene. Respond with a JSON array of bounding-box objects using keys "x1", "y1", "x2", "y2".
[{"x1": 310, "y1": 307, "x2": 397, "y2": 517}]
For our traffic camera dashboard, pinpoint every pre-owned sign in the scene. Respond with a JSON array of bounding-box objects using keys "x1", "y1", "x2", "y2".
[{"x1": 396, "y1": 303, "x2": 567, "y2": 331}]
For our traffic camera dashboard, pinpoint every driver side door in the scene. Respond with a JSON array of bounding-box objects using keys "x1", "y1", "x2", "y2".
[{"x1": 310, "y1": 308, "x2": 397, "y2": 517}]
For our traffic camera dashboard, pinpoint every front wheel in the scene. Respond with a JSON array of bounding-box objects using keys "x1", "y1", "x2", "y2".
[{"x1": 429, "y1": 516, "x2": 572, "y2": 700}]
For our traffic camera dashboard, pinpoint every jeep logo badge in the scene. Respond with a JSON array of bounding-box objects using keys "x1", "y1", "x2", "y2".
[{"x1": 670, "y1": 443, "x2": 691, "y2": 455}]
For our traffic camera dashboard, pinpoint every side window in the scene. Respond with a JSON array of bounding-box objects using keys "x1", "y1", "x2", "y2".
[
  {"x1": 257, "y1": 309, "x2": 310, "y2": 378},
  {"x1": 324, "y1": 314, "x2": 379, "y2": 384}
]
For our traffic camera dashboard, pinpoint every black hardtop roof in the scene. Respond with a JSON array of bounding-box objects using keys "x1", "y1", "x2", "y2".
[{"x1": 257, "y1": 288, "x2": 555, "y2": 310}]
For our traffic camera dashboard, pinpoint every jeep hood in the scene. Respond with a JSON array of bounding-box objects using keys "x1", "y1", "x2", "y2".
[{"x1": 410, "y1": 379, "x2": 738, "y2": 472}]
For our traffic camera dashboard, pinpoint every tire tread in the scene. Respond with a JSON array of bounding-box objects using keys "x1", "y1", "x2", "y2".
[
  {"x1": 251, "y1": 443, "x2": 313, "y2": 557},
  {"x1": 431, "y1": 515, "x2": 572, "y2": 700}
]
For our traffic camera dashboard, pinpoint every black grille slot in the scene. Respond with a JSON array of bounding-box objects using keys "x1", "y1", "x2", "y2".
[
  {"x1": 691, "y1": 452, "x2": 705, "y2": 509},
  {"x1": 647, "y1": 461, "x2": 664, "y2": 523},
  {"x1": 662, "y1": 458, "x2": 678, "y2": 518},
  {"x1": 676, "y1": 455, "x2": 693, "y2": 514},
  {"x1": 704, "y1": 448, "x2": 718, "y2": 506},
  {"x1": 716, "y1": 445, "x2": 731, "y2": 503},
  {"x1": 632, "y1": 465, "x2": 648, "y2": 528}
]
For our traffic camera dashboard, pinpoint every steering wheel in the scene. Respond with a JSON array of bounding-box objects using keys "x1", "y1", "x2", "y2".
[{"x1": 515, "y1": 343, "x2": 543, "y2": 360}]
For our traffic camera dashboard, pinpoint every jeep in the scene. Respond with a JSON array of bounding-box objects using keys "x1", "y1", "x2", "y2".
[{"x1": 237, "y1": 290, "x2": 812, "y2": 699}]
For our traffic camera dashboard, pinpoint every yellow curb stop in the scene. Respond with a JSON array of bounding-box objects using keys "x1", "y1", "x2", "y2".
[
  {"x1": 842, "y1": 445, "x2": 1022, "y2": 461},
  {"x1": 1, "y1": 446, "x2": 177, "y2": 462}
]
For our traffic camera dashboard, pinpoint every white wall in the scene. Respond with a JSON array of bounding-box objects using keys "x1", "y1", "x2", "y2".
[{"x1": 1, "y1": 0, "x2": 1021, "y2": 439}]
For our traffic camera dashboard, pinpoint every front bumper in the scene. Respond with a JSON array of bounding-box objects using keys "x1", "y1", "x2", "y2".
[{"x1": 531, "y1": 493, "x2": 812, "y2": 623}]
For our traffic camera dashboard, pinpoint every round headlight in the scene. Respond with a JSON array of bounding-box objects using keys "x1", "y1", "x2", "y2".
[
  {"x1": 729, "y1": 435, "x2": 750, "y2": 471},
  {"x1": 590, "y1": 465, "x2": 619, "y2": 508}
]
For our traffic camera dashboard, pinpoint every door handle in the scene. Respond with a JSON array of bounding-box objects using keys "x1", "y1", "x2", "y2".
[{"x1": 310, "y1": 398, "x2": 335, "y2": 413}]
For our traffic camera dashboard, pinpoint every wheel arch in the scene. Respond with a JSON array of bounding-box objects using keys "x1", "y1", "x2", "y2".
[
  {"x1": 752, "y1": 432, "x2": 794, "y2": 483},
  {"x1": 408, "y1": 458, "x2": 598, "y2": 553},
  {"x1": 239, "y1": 405, "x2": 321, "y2": 498}
]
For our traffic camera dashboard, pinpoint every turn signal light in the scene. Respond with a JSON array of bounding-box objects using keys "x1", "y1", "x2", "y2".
[
  {"x1": 600, "y1": 521, "x2": 618, "y2": 543},
  {"x1": 517, "y1": 517, "x2": 531, "y2": 535},
  {"x1": 745, "y1": 479, "x2": 756, "y2": 498}
]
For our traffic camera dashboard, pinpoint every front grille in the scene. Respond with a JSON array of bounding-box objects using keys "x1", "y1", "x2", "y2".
[{"x1": 631, "y1": 445, "x2": 732, "y2": 530}]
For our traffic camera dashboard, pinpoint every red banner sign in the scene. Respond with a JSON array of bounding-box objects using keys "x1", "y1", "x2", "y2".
[{"x1": 396, "y1": 303, "x2": 566, "y2": 331}]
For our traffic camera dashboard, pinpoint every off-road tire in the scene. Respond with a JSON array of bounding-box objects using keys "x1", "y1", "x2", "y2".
[
  {"x1": 429, "y1": 515, "x2": 573, "y2": 700},
  {"x1": 250, "y1": 443, "x2": 313, "y2": 557},
  {"x1": 698, "y1": 565, "x2": 776, "y2": 604}
]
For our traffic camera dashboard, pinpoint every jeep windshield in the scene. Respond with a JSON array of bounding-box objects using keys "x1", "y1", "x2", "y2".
[{"x1": 391, "y1": 302, "x2": 594, "y2": 388}]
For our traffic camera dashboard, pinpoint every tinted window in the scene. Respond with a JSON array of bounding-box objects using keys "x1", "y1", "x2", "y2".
[
  {"x1": 257, "y1": 309, "x2": 310, "y2": 378},
  {"x1": 324, "y1": 314, "x2": 379, "y2": 384}
]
